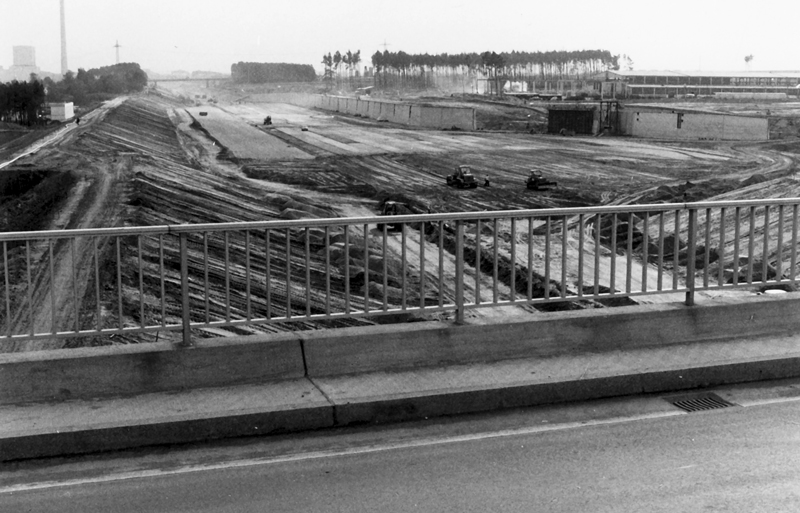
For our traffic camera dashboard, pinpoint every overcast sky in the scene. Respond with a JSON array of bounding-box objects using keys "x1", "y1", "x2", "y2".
[{"x1": 1, "y1": 0, "x2": 797, "y2": 76}]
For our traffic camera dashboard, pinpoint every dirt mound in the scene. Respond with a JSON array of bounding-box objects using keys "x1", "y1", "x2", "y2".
[
  {"x1": 740, "y1": 173, "x2": 768, "y2": 187},
  {"x1": 630, "y1": 178, "x2": 743, "y2": 204}
]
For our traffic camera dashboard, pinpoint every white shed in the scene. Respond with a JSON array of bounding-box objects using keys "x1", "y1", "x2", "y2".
[{"x1": 49, "y1": 102, "x2": 74, "y2": 122}]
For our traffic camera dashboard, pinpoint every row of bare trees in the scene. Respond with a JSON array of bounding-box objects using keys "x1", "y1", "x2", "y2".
[
  {"x1": 321, "y1": 50, "x2": 363, "y2": 87},
  {"x1": 369, "y1": 49, "x2": 623, "y2": 90}
]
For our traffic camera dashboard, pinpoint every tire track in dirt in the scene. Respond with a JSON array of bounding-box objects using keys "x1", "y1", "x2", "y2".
[{"x1": 3, "y1": 98, "x2": 161, "y2": 352}]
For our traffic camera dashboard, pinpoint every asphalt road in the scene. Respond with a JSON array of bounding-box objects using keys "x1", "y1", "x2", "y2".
[{"x1": 3, "y1": 380, "x2": 800, "y2": 512}]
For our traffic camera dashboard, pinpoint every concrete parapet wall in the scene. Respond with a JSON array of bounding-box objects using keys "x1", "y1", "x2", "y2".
[
  {"x1": 620, "y1": 110, "x2": 768, "y2": 141},
  {"x1": 302, "y1": 295, "x2": 800, "y2": 376},
  {"x1": 0, "y1": 333, "x2": 304, "y2": 405},
  {"x1": 3, "y1": 295, "x2": 800, "y2": 405}
]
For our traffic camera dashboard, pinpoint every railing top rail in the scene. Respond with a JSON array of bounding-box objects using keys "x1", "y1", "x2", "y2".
[{"x1": 2, "y1": 198, "x2": 799, "y2": 242}]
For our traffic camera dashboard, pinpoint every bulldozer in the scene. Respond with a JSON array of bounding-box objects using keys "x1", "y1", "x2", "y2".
[
  {"x1": 446, "y1": 165, "x2": 479, "y2": 189},
  {"x1": 526, "y1": 170, "x2": 557, "y2": 190}
]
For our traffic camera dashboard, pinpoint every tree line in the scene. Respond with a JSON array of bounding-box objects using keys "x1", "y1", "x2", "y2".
[
  {"x1": 321, "y1": 50, "x2": 363, "y2": 87},
  {"x1": 231, "y1": 62, "x2": 317, "y2": 83},
  {"x1": 369, "y1": 49, "x2": 622, "y2": 90},
  {"x1": 45, "y1": 63, "x2": 148, "y2": 105},
  {"x1": 0, "y1": 80, "x2": 45, "y2": 125},
  {"x1": 0, "y1": 63, "x2": 148, "y2": 126}
]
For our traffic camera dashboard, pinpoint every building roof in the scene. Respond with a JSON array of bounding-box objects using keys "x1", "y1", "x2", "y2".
[{"x1": 605, "y1": 70, "x2": 800, "y2": 79}]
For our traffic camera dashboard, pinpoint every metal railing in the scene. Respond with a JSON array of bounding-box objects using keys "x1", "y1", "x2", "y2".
[{"x1": 1, "y1": 199, "x2": 798, "y2": 348}]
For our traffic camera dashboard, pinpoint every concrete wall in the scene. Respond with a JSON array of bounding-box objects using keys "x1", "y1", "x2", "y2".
[
  {"x1": 0, "y1": 334, "x2": 305, "y2": 405},
  {"x1": 240, "y1": 93, "x2": 475, "y2": 130},
  {"x1": 313, "y1": 95, "x2": 475, "y2": 130},
  {"x1": 620, "y1": 110, "x2": 768, "y2": 141},
  {"x1": 715, "y1": 92, "x2": 788, "y2": 100},
  {"x1": 3, "y1": 294, "x2": 800, "y2": 405}
]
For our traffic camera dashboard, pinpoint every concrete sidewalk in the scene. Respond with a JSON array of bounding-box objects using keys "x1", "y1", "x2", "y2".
[{"x1": 3, "y1": 332, "x2": 800, "y2": 461}]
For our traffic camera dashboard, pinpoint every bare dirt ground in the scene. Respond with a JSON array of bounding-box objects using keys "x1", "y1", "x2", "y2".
[{"x1": 2, "y1": 84, "x2": 799, "y2": 351}]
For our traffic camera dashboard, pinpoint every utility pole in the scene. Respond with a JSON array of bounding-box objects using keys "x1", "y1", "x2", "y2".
[{"x1": 114, "y1": 40, "x2": 121, "y2": 64}]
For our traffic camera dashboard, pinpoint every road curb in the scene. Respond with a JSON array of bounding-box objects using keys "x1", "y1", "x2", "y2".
[
  {"x1": 329, "y1": 355, "x2": 800, "y2": 427},
  {"x1": 4, "y1": 352, "x2": 800, "y2": 461}
]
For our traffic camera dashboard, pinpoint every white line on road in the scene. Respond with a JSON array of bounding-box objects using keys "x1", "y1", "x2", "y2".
[{"x1": 0, "y1": 410, "x2": 684, "y2": 495}]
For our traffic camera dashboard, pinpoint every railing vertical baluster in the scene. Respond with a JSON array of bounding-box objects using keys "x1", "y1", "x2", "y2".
[
  {"x1": 94, "y1": 238, "x2": 101, "y2": 333},
  {"x1": 544, "y1": 217, "x2": 551, "y2": 300},
  {"x1": 792, "y1": 205, "x2": 798, "y2": 283},
  {"x1": 626, "y1": 213, "x2": 633, "y2": 294},
  {"x1": 493, "y1": 218, "x2": 499, "y2": 303},
  {"x1": 48, "y1": 239, "x2": 56, "y2": 334},
  {"x1": 246, "y1": 230, "x2": 252, "y2": 321},
  {"x1": 610, "y1": 214, "x2": 617, "y2": 295},
  {"x1": 777, "y1": 205, "x2": 784, "y2": 281},
  {"x1": 673, "y1": 210, "x2": 680, "y2": 290},
  {"x1": 527, "y1": 217, "x2": 534, "y2": 301},
  {"x1": 265, "y1": 229, "x2": 272, "y2": 320},
  {"x1": 138, "y1": 237, "x2": 144, "y2": 331},
  {"x1": 718, "y1": 208, "x2": 726, "y2": 287},
  {"x1": 224, "y1": 232, "x2": 231, "y2": 322},
  {"x1": 305, "y1": 227, "x2": 311, "y2": 317},
  {"x1": 510, "y1": 218, "x2": 517, "y2": 302},
  {"x1": 561, "y1": 215, "x2": 568, "y2": 298},
  {"x1": 703, "y1": 208, "x2": 711, "y2": 288},
  {"x1": 747, "y1": 206, "x2": 755, "y2": 283},
  {"x1": 3, "y1": 241, "x2": 9, "y2": 337},
  {"x1": 344, "y1": 227, "x2": 350, "y2": 314},
  {"x1": 733, "y1": 207, "x2": 741, "y2": 285},
  {"x1": 382, "y1": 224, "x2": 388, "y2": 311},
  {"x1": 594, "y1": 213, "x2": 601, "y2": 296},
  {"x1": 363, "y1": 224, "x2": 369, "y2": 314},
  {"x1": 401, "y1": 224, "x2": 407, "y2": 310},
  {"x1": 657, "y1": 212, "x2": 665, "y2": 291},
  {"x1": 577, "y1": 214, "x2": 584, "y2": 298},
  {"x1": 116, "y1": 237, "x2": 123, "y2": 331},
  {"x1": 325, "y1": 226, "x2": 331, "y2": 315},
  {"x1": 475, "y1": 220, "x2": 481, "y2": 305},
  {"x1": 203, "y1": 233, "x2": 209, "y2": 323},
  {"x1": 438, "y1": 221, "x2": 444, "y2": 308},
  {"x1": 641, "y1": 213, "x2": 649, "y2": 293},
  {"x1": 179, "y1": 233, "x2": 192, "y2": 347},
  {"x1": 26, "y1": 241, "x2": 33, "y2": 336},
  {"x1": 159, "y1": 234, "x2": 166, "y2": 327},
  {"x1": 70, "y1": 238, "x2": 81, "y2": 333},
  {"x1": 762, "y1": 206, "x2": 771, "y2": 283},
  {"x1": 685, "y1": 208, "x2": 697, "y2": 306},
  {"x1": 419, "y1": 222, "x2": 426, "y2": 309},
  {"x1": 455, "y1": 220, "x2": 465, "y2": 324},
  {"x1": 286, "y1": 228, "x2": 292, "y2": 319}
]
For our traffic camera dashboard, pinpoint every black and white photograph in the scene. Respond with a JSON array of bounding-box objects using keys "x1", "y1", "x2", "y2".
[{"x1": 1, "y1": 0, "x2": 800, "y2": 511}]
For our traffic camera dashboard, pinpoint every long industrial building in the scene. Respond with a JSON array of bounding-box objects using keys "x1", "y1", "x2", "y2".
[{"x1": 596, "y1": 70, "x2": 800, "y2": 99}]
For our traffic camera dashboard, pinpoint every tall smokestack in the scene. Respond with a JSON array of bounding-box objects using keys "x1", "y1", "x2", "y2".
[{"x1": 60, "y1": 0, "x2": 68, "y2": 76}]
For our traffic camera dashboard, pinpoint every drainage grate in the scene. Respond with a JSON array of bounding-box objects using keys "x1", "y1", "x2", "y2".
[{"x1": 667, "y1": 393, "x2": 736, "y2": 413}]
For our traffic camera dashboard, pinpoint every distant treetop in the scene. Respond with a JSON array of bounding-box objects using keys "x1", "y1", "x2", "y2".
[{"x1": 231, "y1": 62, "x2": 317, "y2": 84}]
